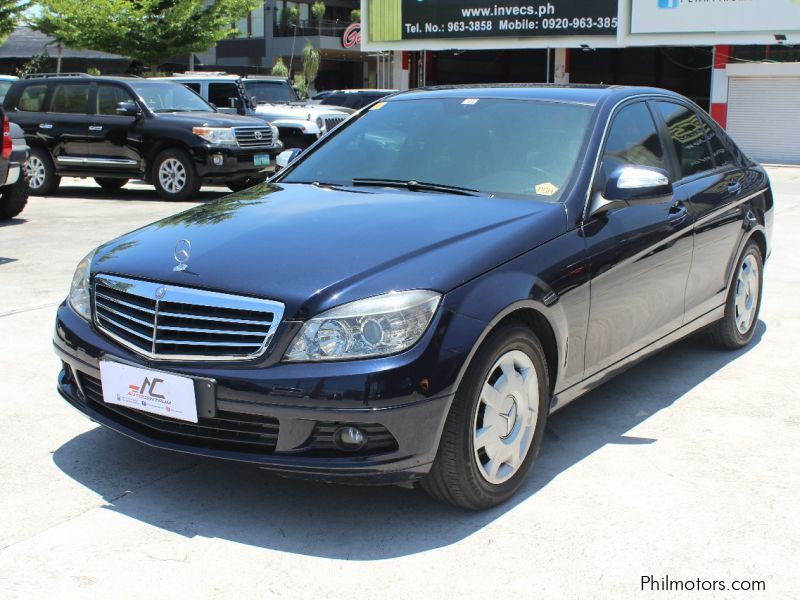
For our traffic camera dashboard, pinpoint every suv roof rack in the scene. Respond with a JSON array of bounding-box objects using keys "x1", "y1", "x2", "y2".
[
  {"x1": 21, "y1": 72, "x2": 90, "y2": 79},
  {"x1": 178, "y1": 71, "x2": 233, "y2": 77}
]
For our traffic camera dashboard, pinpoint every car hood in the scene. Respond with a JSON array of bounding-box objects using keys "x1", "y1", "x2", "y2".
[
  {"x1": 152, "y1": 112, "x2": 267, "y2": 128},
  {"x1": 92, "y1": 184, "x2": 566, "y2": 319},
  {"x1": 253, "y1": 103, "x2": 348, "y2": 120}
]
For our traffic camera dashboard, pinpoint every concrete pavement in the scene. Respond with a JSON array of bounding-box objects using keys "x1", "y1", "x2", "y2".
[{"x1": 0, "y1": 172, "x2": 798, "y2": 599}]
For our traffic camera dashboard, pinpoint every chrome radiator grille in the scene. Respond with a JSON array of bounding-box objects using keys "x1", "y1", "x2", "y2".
[
  {"x1": 93, "y1": 274, "x2": 284, "y2": 361},
  {"x1": 234, "y1": 126, "x2": 274, "y2": 148}
]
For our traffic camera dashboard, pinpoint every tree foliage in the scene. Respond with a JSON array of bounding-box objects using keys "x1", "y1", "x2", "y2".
[
  {"x1": 311, "y1": 1, "x2": 325, "y2": 22},
  {"x1": 271, "y1": 56, "x2": 289, "y2": 77},
  {"x1": 302, "y1": 41, "x2": 320, "y2": 93},
  {"x1": 33, "y1": 0, "x2": 260, "y2": 73},
  {"x1": 16, "y1": 52, "x2": 51, "y2": 78},
  {"x1": 350, "y1": 9, "x2": 360, "y2": 23},
  {"x1": 0, "y1": 0, "x2": 28, "y2": 40}
]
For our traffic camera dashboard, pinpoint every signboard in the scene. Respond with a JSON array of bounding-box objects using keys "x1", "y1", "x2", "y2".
[
  {"x1": 369, "y1": 0, "x2": 618, "y2": 43},
  {"x1": 342, "y1": 22, "x2": 362, "y2": 49},
  {"x1": 632, "y1": 0, "x2": 800, "y2": 34}
]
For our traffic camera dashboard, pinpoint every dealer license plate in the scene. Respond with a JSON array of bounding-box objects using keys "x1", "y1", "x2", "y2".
[{"x1": 99, "y1": 361, "x2": 198, "y2": 423}]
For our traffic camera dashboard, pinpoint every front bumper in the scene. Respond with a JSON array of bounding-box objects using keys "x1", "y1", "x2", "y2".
[
  {"x1": 54, "y1": 301, "x2": 460, "y2": 484},
  {"x1": 192, "y1": 142, "x2": 283, "y2": 182}
]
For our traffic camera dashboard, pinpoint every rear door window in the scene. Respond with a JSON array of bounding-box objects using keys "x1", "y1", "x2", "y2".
[
  {"x1": 17, "y1": 84, "x2": 48, "y2": 112},
  {"x1": 655, "y1": 101, "x2": 714, "y2": 179},
  {"x1": 49, "y1": 83, "x2": 90, "y2": 114},
  {"x1": 209, "y1": 83, "x2": 240, "y2": 109}
]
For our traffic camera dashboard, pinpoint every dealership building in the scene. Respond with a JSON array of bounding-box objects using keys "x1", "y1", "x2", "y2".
[{"x1": 361, "y1": 0, "x2": 800, "y2": 165}]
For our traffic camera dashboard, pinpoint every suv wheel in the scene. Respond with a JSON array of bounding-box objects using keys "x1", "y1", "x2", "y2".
[
  {"x1": 0, "y1": 178, "x2": 30, "y2": 219},
  {"x1": 152, "y1": 149, "x2": 200, "y2": 201},
  {"x1": 421, "y1": 323, "x2": 549, "y2": 509},
  {"x1": 95, "y1": 177, "x2": 129, "y2": 191},
  {"x1": 25, "y1": 148, "x2": 60, "y2": 196}
]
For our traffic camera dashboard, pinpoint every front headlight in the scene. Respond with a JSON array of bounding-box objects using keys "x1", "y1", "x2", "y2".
[
  {"x1": 192, "y1": 126, "x2": 237, "y2": 145},
  {"x1": 69, "y1": 249, "x2": 96, "y2": 320},
  {"x1": 284, "y1": 290, "x2": 441, "y2": 362},
  {"x1": 316, "y1": 116, "x2": 325, "y2": 131},
  {"x1": 270, "y1": 124, "x2": 279, "y2": 140}
]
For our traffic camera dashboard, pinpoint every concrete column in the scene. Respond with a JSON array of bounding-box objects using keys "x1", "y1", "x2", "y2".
[
  {"x1": 553, "y1": 48, "x2": 570, "y2": 84},
  {"x1": 391, "y1": 51, "x2": 410, "y2": 91},
  {"x1": 264, "y1": 0, "x2": 277, "y2": 69},
  {"x1": 710, "y1": 45, "x2": 732, "y2": 128}
]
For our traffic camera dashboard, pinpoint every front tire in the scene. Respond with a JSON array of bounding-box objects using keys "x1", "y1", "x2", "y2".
[
  {"x1": 95, "y1": 177, "x2": 128, "y2": 191},
  {"x1": 24, "y1": 147, "x2": 60, "y2": 196},
  {"x1": 703, "y1": 240, "x2": 764, "y2": 349},
  {"x1": 422, "y1": 323, "x2": 550, "y2": 510},
  {"x1": 152, "y1": 149, "x2": 200, "y2": 201},
  {"x1": 0, "y1": 178, "x2": 30, "y2": 219}
]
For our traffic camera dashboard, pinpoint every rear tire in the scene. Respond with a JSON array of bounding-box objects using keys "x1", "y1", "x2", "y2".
[
  {"x1": 25, "y1": 147, "x2": 60, "y2": 196},
  {"x1": 95, "y1": 177, "x2": 128, "y2": 191},
  {"x1": 0, "y1": 178, "x2": 30, "y2": 219},
  {"x1": 421, "y1": 323, "x2": 550, "y2": 510},
  {"x1": 152, "y1": 149, "x2": 200, "y2": 201},
  {"x1": 703, "y1": 239, "x2": 764, "y2": 350}
]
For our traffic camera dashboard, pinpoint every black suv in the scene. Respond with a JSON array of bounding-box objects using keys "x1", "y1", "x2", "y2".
[{"x1": 3, "y1": 75, "x2": 283, "y2": 199}]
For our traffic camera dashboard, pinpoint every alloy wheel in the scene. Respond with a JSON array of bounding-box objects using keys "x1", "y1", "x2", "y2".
[
  {"x1": 158, "y1": 158, "x2": 187, "y2": 194},
  {"x1": 473, "y1": 349, "x2": 539, "y2": 485},
  {"x1": 25, "y1": 156, "x2": 46, "y2": 190}
]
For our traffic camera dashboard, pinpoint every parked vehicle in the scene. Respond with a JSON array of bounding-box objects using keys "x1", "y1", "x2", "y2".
[
  {"x1": 162, "y1": 73, "x2": 351, "y2": 150},
  {"x1": 316, "y1": 89, "x2": 397, "y2": 110},
  {"x1": 53, "y1": 85, "x2": 772, "y2": 509},
  {"x1": 3, "y1": 74, "x2": 283, "y2": 199},
  {"x1": 0, "y1": 107, "x2": 30, "y2": 219},
  {"x1": 0, "y1": 75, "x2": 19, "y2": 104}
]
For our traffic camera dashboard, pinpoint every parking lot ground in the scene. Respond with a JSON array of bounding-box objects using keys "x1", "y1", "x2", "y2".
[{"x1": 1, "y1": 171, "x2": 798, "y2": 599}]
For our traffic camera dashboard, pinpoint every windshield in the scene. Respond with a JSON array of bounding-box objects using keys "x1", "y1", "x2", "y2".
[
  {"x1": 129, "y1": 81, "x2": 214, "y2": 113},
  {"x1": 244, "y1": 80, "x2": 299, "y2": 103},
  {"x1": 282, "y1": 97, "x2": 593, "y2": 202}
]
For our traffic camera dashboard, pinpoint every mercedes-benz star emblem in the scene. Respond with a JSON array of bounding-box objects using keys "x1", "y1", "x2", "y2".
[{"x1": 174, "y1": 239, "x2": 191, "y2": 272}]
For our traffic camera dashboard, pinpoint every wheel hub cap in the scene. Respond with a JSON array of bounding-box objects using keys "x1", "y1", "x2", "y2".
[
  {"x1": 734, "y1": 254, "x2": 759, "y2": 334},
  {"x1": 473, "y1": 349, "x2": 539, "y2": 485}
]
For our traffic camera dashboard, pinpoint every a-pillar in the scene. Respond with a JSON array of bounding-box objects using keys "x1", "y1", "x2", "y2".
[{"x1": 710, "y1": 45, "x2": 732, "y2": 128}]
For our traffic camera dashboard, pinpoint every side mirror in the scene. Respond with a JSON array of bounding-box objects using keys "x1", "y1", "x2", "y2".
[
  {"x1": 590, "y1": 166, "x2": 673, "y2": 217},
  {"x1": 276, "y1": 148, "x2": 303, "y2": 169},
  {"x1": 116, "y1": 101, "x2": 141, "y2": 117}
]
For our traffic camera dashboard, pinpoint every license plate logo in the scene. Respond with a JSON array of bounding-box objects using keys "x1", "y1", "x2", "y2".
[{"x1": 99, "y1": 361, "x2": 198, "y2": 423}]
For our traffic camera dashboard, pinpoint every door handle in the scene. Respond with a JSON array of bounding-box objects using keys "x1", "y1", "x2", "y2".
[
  {"x1": 668, "y1": 201, "x2": 688, "y2": 226},
  {"x1": 39, "y1": 123, "x2": 53, "y2": 129},
  {"x1": 88, "y1": 125, "x2": 103, "y2": 131},
  {"x1": 727, "y1": 181, "x2": 742, "y2": 195}
]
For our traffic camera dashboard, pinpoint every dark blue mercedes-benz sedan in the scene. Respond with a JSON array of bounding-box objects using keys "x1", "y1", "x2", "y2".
[{"x1": 54, "y1": 85, "x2": 773, "y2": 509}]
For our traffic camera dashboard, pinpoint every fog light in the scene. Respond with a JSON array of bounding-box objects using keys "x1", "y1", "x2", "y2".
[
  {"x1": 212, "y1": 153, "x2": 224, "y2": 166},
  {"x1": 334, "y1": 426, "x2": 367, "y2": 451}
]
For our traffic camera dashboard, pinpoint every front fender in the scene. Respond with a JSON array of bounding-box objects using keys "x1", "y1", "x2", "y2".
[
  {"x1": 271, "y1": 119, "x2": 321, "y2": 136},
  {"x1": 442, "y1": 231, "x2": 591, "y2": 401}
]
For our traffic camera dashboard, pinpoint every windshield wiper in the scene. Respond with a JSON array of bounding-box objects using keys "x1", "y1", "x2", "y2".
[{"x1": 351, "y1": 178, "x2": 482, "y2": 197}]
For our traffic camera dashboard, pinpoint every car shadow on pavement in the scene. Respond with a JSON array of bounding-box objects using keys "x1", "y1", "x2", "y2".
[
  {"x1": 0, "y1": 217, "x2": 27, "y2": 228},
  {"x1": 52, "y1": 322, "x2": 765, "y2": 560},
  {"x1": 45, "y1": 186, "x2": 229, "y2": 203}
]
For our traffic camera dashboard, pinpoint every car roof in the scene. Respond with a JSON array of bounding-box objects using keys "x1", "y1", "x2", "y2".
[
  {"x1": 391, "y1": 84, "x2": 684, "y2": 106},
  {"x1": 325, "y1": 89, "x2": 397, "y2": 94}
]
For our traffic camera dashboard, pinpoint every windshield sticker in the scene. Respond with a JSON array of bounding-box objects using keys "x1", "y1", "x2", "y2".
[
  {"x1": 370, "y1": 102, "x2": 387, "y2": 111},
  {"x1": 535, "y1": 182, "x2": 559, "y2": 196},
  {"x1": 462, "y1": 98, "x2": 479, "y2": 105}
]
